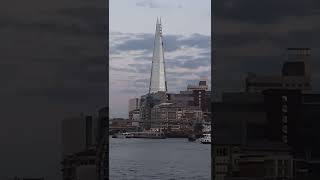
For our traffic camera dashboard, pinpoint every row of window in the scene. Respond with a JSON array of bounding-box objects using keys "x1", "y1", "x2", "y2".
[
  {"x1": 79, "y1": 159, "x2": 95, "y2": 165},
  {"x1": 284, "y1": 83, "x2": 310, "y2": 87},
  {"x1": 215, "y1": 165, "x2": 228, "y2": 173},
  {"x1": 216, "y1": 147, "x2": 228, "y2": 156},
  {"x1": 281, "y1": 96, "x2": 288, "y2": 144}
]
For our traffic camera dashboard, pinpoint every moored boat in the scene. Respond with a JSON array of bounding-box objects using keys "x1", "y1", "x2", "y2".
[
  {"x1": 200, "y1": 134, "x2": 211, "y2": 144},
  {"x1": 131, "y1": 131, "x2": 166, "y2": 139},
  {"x1": 112, "y1": 132, "x2": 133, "y2": 138}
]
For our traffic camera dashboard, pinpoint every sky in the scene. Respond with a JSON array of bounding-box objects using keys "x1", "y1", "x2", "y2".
[
  {"x1": 213, "y1": 0, "x2": 320, "y2": 100},
  {"x1": 0, "y1": 0, "x2": 107, "y2": 179},
  {"x1": 109, "y1": 0, "x2": 211, "y2": 118}
]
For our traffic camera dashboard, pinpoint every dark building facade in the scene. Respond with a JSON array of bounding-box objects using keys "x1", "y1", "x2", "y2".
[
  {"x1": 263, "y1": 90, "x2": 302, "y2": 147},
  {"x1": 263, "y1": 90, "x2": 320, "y2": 159},
  {"x1": 96, "y1": 107, "x2": 108, "y2": 143},
  {"x1": 192, "y1": 90, "x2": 211, "y2": 112}
]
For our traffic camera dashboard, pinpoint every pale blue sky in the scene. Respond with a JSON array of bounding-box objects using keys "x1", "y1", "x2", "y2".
[{"x1": 110, "y1": 0, "x2": 211, "y2": 35}]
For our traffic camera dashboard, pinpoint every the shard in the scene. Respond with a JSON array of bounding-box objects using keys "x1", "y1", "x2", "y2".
[{"x1": 149, "y1": 18, "x2": 167, "y2": 94}]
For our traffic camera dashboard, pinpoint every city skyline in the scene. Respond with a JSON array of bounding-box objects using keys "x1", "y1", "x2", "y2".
[
  {"x1": 110, "y1": 0, "x2": 211, "y2": 118},
  {"x1": 0, "y1": 0, "x2": 319, "y2": 179}
]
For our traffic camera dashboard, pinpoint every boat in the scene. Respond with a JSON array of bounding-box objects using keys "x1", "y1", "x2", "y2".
[
  {"x1": 131, "y1": 131, "x2": 166, "y2": 139},
  {"x1": 112, "y1": 132, "x2": 133, "y2": 138},
  {"x1": 200, "y1": 134, "x2": 211, "y2": 144}
]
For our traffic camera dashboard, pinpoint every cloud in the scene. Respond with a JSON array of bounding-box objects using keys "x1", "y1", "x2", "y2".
[
  {"x1": 166, "y1": 57, "x2": 210, "y2": 69},
  {"x1": 136, "y1": 0, "x2": 183, "y2": 9},
  {"x1": 110, "y1": 31, "x2": 211, "y2": 117},
  {"x1": 112, "y1": 33, "x2": 209, "y2": 54},
  {"x1": 213, "y1": 0, "x2": 320, "y2": 101},
  {"x1": 110, "y1": 67, "x2": 137, "y2": 73},
  {"x1": 110, "y1": 32, "x2": 211, "y2": 76},
  {"x1": 128, "y1": 63, "x2": 151, "y2": 73},
  {"x1": 0, "y1": 1, "x2": 109, "y2": 179},
  {"x1": 136, "y1": 0, "x2": 160, "y2": 8},
  {"x1": 136, "y1": 0, "x2": 161, "y2": 8},
  {"x1": 0, "y1": 3, "x2": 109, "y2": 107}
]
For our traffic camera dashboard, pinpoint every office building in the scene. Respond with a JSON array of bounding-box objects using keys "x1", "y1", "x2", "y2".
[
  {"x1": 96, "y1": 106, "x2": 108, "y2": 144},
  {"x1": 61, "y1": 148, "x2": 96, "y2": 180},
  {"x1": 186, "y1": 77, "x2": 209, "y2": 91},
  {"x1": 149, "y1": 18, "x2": 167, "y2": 93},
  {"x1": 61, "y1": 115, "x2": 96, "y2": 157},
  {"x1": 246, "y1": 48, "x2": 312, "y2": 93},
  {"x1": 128, "y1": 98, "x2": 140, "y2": 112}
]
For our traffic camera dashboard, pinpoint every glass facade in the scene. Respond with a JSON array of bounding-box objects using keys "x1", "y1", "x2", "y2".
[{"x1": 149, "y1": 19, "x2": 167, "y2": 93}]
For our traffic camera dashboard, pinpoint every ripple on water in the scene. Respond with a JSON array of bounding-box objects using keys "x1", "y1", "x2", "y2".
[{"x1": 109, "y1": 137, "x2": 211, "y2": 180}]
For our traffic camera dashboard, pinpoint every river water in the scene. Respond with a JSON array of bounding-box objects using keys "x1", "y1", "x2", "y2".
[{"x1": 109, "y1": 137, "x2": 211, "y2": 180}]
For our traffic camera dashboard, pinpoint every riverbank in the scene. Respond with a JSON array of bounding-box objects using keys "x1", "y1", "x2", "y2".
[{"x1": 110, "y1": 131, "x2": 206, "y2": 138}]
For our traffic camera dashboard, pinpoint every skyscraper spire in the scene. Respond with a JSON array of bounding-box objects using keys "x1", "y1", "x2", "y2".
[{"x1": 149, "y1": 18, "x2": 167, "y2": 93}]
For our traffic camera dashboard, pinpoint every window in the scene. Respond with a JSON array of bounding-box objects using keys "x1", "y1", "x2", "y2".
[
  {"x1": 283, "y1": 125, "x2": 287, "y2": 133},
  {"x1": 282, "y1": 105, "x2": 288, "y2": 113},
  {"x1": 223, "y1": 148, "x2": 227, "y2": 156},
  {"x1": 216, "y1": 149, "x2": 220, "y2": 156},
  {"x1": 284, "y1": 167, "x2": 289, "y2": 176},
  {"x1": 283, "y1": 135, "x2": 288, "y2": 143},
  {"x1": 278, "y1": 167, "x2": 283, "y2": 176},
  {"x1": 216, "y1": 147, "x2": 227, "y2": 156},
  {"x1": 282, "y1": 96, "x2": 288, "y2": 102},
  {"x1": 282, "y1": 115, "x2": 288, "y2": 123}
]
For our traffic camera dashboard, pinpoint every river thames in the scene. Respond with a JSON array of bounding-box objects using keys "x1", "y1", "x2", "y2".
[{"x1": 109, "y1": 137, "x2": 211, "y2": 180}]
